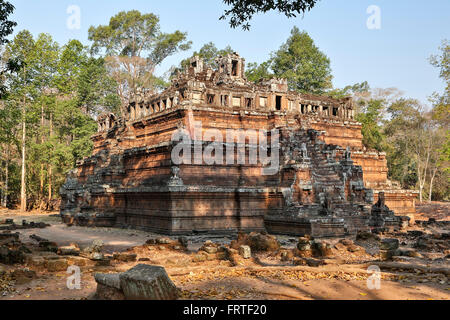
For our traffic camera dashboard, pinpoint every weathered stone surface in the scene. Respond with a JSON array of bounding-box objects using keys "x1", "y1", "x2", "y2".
[
  {"x1": 95, "y1": 273, "x2": 121, "y2": 289},
  {"x1": 192, "y1": 253, "x2": 207, "y2": 262},
  {"x1": 59, "y1": 53, "x2": 417, "y2": 236},
  {"x1": 58, "y1": 244, "x2": 80, "y2": 256},
  {"x1": 47, "y1": 259, "x2": 68, "y2": 272},
  {"x1": 232, "y1": 232, "x2": 280, "y2": 252},
  {"x1": 238, "y1": 245, "x2": 251, "y2": 259},
  {"x1": 202, "y1": 246, "x2": 218, "y2": 254},
  {"x1": 83, "y1": 240, "x2": 104, "y2": 254},
  {"x1": 178, "y1": 236, "x2": 188, "y2": 247},
  {"x1": 119, "y1": 264, "x2": 178, "y2": 300},
  {"x1": 94, "y1": 273, "x2": 124, "y2": 300},
  {"x1": 379, "y1": 250, "x2": 395, "y2": 261},
  {"x1": 112, "y1": 252, "x2": 137, "y2": 262},
  {"x1": 156, "y1": 238, "x2": 171, "y2": 245},
  {"x1": 297, "y1": 237, "x2": 312, "y2": 251},
  {"x1": 312, "y1": 240, "x2": 332, "y2": 257},
  {"x1": 380, "y1": 239, "x2": 399, "y2": 251}
]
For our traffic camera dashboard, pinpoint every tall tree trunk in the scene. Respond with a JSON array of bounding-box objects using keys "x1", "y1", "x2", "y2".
[
  {"x1": 20, "y1": 96, "x2": 26, "y2": 212},
  {"x1": 40, "y1": 101, "x2": 45, "y2": 201},
  {"x1": 428, "y1": 167, "x2": 437, "y2": 203},
  {"x1": 3, "y1": 146, "x2": 9, "y2": 208},
  {"x1": 48, "y1": 112, "x2": 53, "y2": 202},
  {"x1": 3, "y1": 157, "x2": 8, "y2": 208}
]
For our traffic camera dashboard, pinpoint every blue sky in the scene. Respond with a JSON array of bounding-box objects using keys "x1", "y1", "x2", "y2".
[{"x1": 8, "y1": 0, "x2": 450, "y2": 105}]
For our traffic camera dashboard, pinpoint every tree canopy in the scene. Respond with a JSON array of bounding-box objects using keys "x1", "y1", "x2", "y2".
[
  {"x1": 0, "y1": 0, "x2": 18, "y2": 98},
  {"x1": 0, "y1": 0, "x2": 15, "y2": 45},
  {"x1": 88, "y1": 10, "x2": 191, "y2": 114},
  {"x1": 221, "y1": 0, "x2": 320, "y2": 30},
  {"x1": 246, "y1": 27, "x2": 332, "y2": 94}
]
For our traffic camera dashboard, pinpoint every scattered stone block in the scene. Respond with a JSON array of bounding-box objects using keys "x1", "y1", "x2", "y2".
[
  {"x1": 178, "y1": 236, "x2": 188, "y2": 247},
  {"x1": 113, "y1": 252, "x2": 137, "y2": 262},
  {"x1": 83, "y1": 240, "x2": 104, "y2": 254},
  {"x1": 47, "y1": 259, "x2": 68, "y2": 272},
  {"x1": 400, "y1": 249, "x2": 423, "y2": 258},
  {"x1": 356, "y1": 231, "x2": 380, "y2": 241},
  {"x1": 297, "y1": 237, "x2": 312, "y2": 251},
  {"x1": 202, "y1": 246, "x2": 218, "y2": 254},
  {"x1": 380, "y1": 239, "x2": 399, "y2": 251},
  {"x1": 67, "y1": 256, "x2": 90, "y2": 267},
  {"x1": 280, "y1": 250, "x2": 294, "y2": 261},
  {"x1": 238, "y1": 245, "x2": 251, "y2": 259},
  {"x1": 156, "y1": 238, "x2": 171, "y2": 244},
  {"x1": 312, "y1": 240, "x2": 332, "y2": 257},
  {"x1": 119, "y1": 264, "x2": 178, "y2": 300},
  {"x1": 304, "y1": 257, "x2": 325, "y2": 267},
  {"x1": 58, "y1": 244, "x2": 80, "y2": 256},
  {"x1": 94, "y1": 273, "x2": 125, "y2": 300},
  {"x1": 138, "y1": 258, "x2": 150, "y2": 262},
  {"x1": 231, "y1": 232, "x2": 279, "y2": 252},
  {"x1": 90, "y1": 252, "x2": 104, "y2": 261},
  {"x1": 192, "y1": 251, "x2": 208, "y2": 262},
  {"x1": 339, "y1": 239, "x2": 354, "y2": 246}
]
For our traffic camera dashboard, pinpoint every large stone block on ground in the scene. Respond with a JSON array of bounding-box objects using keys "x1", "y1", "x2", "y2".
[
  {"x1": 239, "y1": 245, "x2": 251, "y2": 259},
  {"x1": 94, "y1": 273, "x2": 125, "y2": 300},
  {"x1": 119, "y1": 264, "x2": 178, "y2": 300},
  {"x1": 47, "y1": 259, "x2": 68, "y2": 272},
  {"x1": 380, "y1": 238, "x2": 399, "y2": 251}
]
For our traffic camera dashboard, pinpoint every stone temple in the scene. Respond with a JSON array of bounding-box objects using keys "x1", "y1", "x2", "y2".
[{"x1": 60, "y1": 53, "x2": 417, "y2": 236}]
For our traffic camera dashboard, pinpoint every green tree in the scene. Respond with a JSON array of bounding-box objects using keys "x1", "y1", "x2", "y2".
[
  {"x1": 1, "y1": 31, "x2": 112, "y2": 209},
  {"x1": 245, "y1": 61, "x2": 272, "y2": 83},
  {"x1": 244, "y1": 28, "x2": 332, "y2": 92},
  {"x1": 327, "y1": 81, "x2": 370, "y2": 99},
  {"x1": 3, "y1": 30, "x2": 41, "y2": 211},
  {"x1": 428, "y1": 39, "x2": 450, "y2": 200},
  {"x1": 0, "y1": 0, "x2": 18, "y2": 98},
  {"x1": 77, "y1": 57, "x2": 121, "y2": 116},
  {"x1": 355, "y1": 99, "x2": 386, "y2": 152},
  {"x1": 88, "y1": 10, "x2": 191, "y2": 114},
  {"x1": 384, "y1": 99, "x2": 446, "y2": 202},
  {"x1": 271, "y1": 27, "x2": 332, "y2": 94}
]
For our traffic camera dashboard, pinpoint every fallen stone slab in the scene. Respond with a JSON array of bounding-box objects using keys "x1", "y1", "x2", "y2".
[
  {"x1": 119, "y1": 264, "x2": 178, "y2": 300},
  {"x1": 58, "y1": 244, "x2": 80, "y2": 256},
  {"x1": 94, "y1": 273, "x2": 125, "y2": 300},
  {"x1": 47, "y1": 259, "x2": 68, "y2": 272},
  {"x1": 380, "y1": 239, "x2": 399, "y2": 251},
  {"x1": 112, "y1": 252, "x2": 137, "y2": 262}
]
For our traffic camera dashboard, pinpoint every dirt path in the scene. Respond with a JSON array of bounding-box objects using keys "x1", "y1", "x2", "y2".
[
  {"x1": 2, "y1": 264, "x2": 449, "y2": 300},
  {"x1": 1, "y1": 209, "x2": 449, "y2": 300}
]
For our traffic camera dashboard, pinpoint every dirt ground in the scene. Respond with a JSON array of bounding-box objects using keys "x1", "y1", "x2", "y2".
[{"x1": 0, "y1": 204, "x2": 449, "y2": 301}]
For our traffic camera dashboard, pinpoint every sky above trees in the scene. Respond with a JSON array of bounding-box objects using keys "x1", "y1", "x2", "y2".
[{"x1": 8, "y1": 0, "x2": 450, "y2": 106}]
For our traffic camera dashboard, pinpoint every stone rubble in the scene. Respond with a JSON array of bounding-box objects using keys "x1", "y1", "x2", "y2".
[{"x1": 94, "y1": 264, "x2": 178, "y2": 300}]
